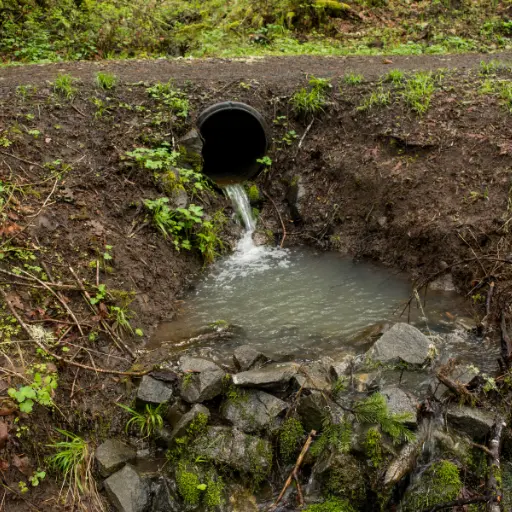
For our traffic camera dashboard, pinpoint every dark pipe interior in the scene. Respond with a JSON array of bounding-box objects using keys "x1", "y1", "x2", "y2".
[{"x1": 198, "y1": 103, "x2": 269, "y2": 184}]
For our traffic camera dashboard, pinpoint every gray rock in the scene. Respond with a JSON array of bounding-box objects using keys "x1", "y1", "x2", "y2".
[
  {"x1": 169, "y1": 404, "x2": 210, "y2": 442},
  {"x1": 178, "y1": 129, "x2": 203, "y2": 156},
  {"x1": 104, "y1": 464, "x2": 150, "y2": 512},
  {"x1": 330, "y1": 355, "x2": 354, "y2": 381},
  {"x1": 294, "y1": 362, "x2": 331, "y2": 391},
  {"x1": 233, "y1": 345, "x2": 269, "y2": 371},
  {"x1": 95, "y1": 439, "x2": 136, "y2": 477},
  {"x1": 194, "y1": 426, "x2": 272, "y2": 476},
  {"x1": 429, "y1": 274, "x2": 456, "y2": 292},
  {"x1": 352, "y1": 371, "x2": 381, "y2": 392},
  {"x1": 221, "y1": 390, "x2": 287, "y2": 433},
  {"x1": 297, "y1": 391, "x2": 344, "y2": 432},
  {"x1": 150, "y1": 477, "x2": 182, "y2": 512},
  {"x1": 286, "y1": 175, "x2": 307, "y2": 222},
  {"x1": 367, "y1": 323, "x2": 434, "y2": 366},
  {"x1": 179, "y1": 357, "x2": 225, "y2": 403},
  {"x1": 137, "y1": 375, "x2": 173, "y2": 404},
  {"x1": 446, "y1": 406, "x2": 495, "y2": 439},
  {"x1": 232, "y1": 362, "x2": 299, "y2": 392},
  {"x1": 381, "y1": 387, "x2": 418, "y2": 425}
]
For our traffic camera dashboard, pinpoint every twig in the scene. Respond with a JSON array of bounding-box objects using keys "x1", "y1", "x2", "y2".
[
  {"x1": 96, "y1": 260, "x2": 100, "y2": 287},
  {"x1": 70, "y1": 103, "x2": 86, "y2": 117},
  {"x1": 267, "y1": 430, "x2": 316, "y2": 511},
  {"x1": 0, "y1": 286, "x2": 148, "y2": 376},
  {"x1": 263, "y1": 191, "x2": 287, "y2": 249},
  {"x1": 500, "y1": 312, "x2": 512, "y2": 363},
  {"x1": 26, "y1": 176, "x2": 59, "y2": 218},
  {"x1": 421, "y1": 495, "x2": 495, "y2": 512},
  {"x1": 436, "y1": 372, "x2": 477, "y2": 403},
  {"x1": 18, "y1": 268, "x2": 84, "y2": 337},
  {"x1": 486, "y1": 281, "x2": 495, "y2": 318},
  {"x1": 0, "y1": 150, "x2": 44, "y2": 169},
  {"x1": 298, "y1": 119, "x2": 314, "y2": 149},
  {"x1": 487, "y1": 418, "x2": 506, "y2": 512},
  {"x1": 69, "y1": 266, "x2": 136, "y2": 359}
]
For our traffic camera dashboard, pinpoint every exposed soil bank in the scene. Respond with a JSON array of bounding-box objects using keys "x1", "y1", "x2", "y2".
[{"x1": 0, "y1": 55, "x2": 511, "y2": 510}]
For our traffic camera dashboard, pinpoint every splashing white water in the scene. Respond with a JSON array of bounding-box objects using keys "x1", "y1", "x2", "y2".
[{"x1": 219, "y1": 184, "x2": 289, "y2": 281}]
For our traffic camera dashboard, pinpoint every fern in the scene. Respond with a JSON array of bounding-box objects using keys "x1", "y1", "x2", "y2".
[{"x1": 311, "y1": 417, "x2": 352, "y2": 456}]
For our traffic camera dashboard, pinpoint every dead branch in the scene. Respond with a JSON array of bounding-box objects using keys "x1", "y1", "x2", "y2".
[
  {"x1": 267, "y1": 429, "x2": 316, "y2": 512},
  {"x1": 500, "y1": 312, "x2": 512, "y2": 363},
  {"x1": 26, "y1": 175, "x2": 59, "y2": 218},
  {"x1": 487, "y1": 418, "x2": 506, "y2": 512},
  {"x1": 486, "y1": 281, "x2": 495, "y2": 318},
  {"x1": 436, "y1": 372, "x2": 477, "y2": 403},
  {"x1": 263, "y1": 191, "x2": 287, "y2": 249},
  {"x1": 298, "y1": 119, "x2": 314, "y2": 149},
  {"x1": 0, "y1": 286, "x2": 148, "y2": 377},
  {"x1": 421, "y1": 495, "x2": 495, "y2": 512},
  {"x1": 69, "y1": 266, "x2": 136, "y2": 359},
  {"x1": 0, "y1": 150, "x2": 44, "y2": 169}
]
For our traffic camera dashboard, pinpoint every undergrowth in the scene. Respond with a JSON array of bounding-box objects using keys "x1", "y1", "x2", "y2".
[{"x1": 290, "y1": 75, "x2": 332, "y2": 117}]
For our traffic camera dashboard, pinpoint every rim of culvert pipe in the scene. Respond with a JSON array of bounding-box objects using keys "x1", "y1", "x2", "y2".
[{"x1": 197, "y1": 101, "x2": 271, "y2": 185}]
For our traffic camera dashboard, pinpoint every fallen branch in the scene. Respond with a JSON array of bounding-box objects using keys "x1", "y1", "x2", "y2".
[
  {"x1": 487, "y1": 418, "x2": 506, "y2": 512},
  {"x1": 0, "y1": 150, "x2": 44, "y2": 169},
  {"x1": 0, "y1": 287, "x2": 148, "y2": 377},
  {"x1": 486, "y1": 281, "x2": 495, "y2": 318},
  {"x1": 421, "y1": 495, "x2": 495, "y2": 512},
  {"x1": 298, "y1": 119, "x2": 314, "y2": 149},
  {"x1": 436, "y1": 372, "x2": 477, "y2": 404},
  {"x1": 267, "y1": 429, "x2": 316, "y2": 511},
  {"x1": 500, "y1": 312, "x2": 512, "y2": 363},
  {"x1": 263, "y1": 191, "x2": 287, "y2": 249},
  {"x1": 69, "y1": 266, "x2": 136, "y2": 359}
]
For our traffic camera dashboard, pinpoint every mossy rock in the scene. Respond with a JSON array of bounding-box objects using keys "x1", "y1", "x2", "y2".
[
  {"x1": 313, "y1": 0, "x2": 351, "y2": 12},
  {"x1": 304, "y1": 496, "x2": 357, "y2": 512},
  {"x1": 399, "y1": 460, "x2": 462, "y2": 511}
]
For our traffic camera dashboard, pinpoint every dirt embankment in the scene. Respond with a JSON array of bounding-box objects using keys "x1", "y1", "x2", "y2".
[{"x1": 0, "y1": 55, "x2": 511, "y2": 510}]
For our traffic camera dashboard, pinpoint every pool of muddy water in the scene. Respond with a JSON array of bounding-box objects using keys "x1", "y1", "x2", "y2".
[{"x1": 149, "y1": 242, "x2": 499, "y2": 370}]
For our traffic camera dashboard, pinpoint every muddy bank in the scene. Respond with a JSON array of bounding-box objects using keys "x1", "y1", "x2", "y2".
[{"x1": 0, "y1": 56, "x2": 511, "y2": 510}]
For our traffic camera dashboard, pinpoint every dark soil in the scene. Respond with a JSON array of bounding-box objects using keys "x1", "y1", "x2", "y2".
[{"x1": 1, "y1": 54, "x2": 512, "y2": 510}]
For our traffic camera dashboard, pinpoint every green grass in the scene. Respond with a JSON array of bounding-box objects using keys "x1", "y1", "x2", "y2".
[
  {"x1": 344, "y1": 72, "x2": 364, "y2": 85},
  {"x1": 290, "y1": 75, "x2": 332, "y2": 117},
  {"x1": 53, "y1": 74, "x2": 76, "y2": 99},
  {"x1": 357, "y1": 87, "x2": 391, "y2": 111},
  {"x1": 117, "y1": 403, "x2": 165, "y2": 438},
  {"x1": 95, "y1": 72, "x2": 117, "y2": 90},
  {"x1": 403, "y1": 72, "x2": 435, "y2": 115},
  {"x1": 384, "y1": 69, "x2": 405, "y2": 84}
]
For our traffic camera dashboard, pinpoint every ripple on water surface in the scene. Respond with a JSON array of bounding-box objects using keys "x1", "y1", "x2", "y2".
[{"x1": 151, "y1": 244, "x2": 486, "y2": 363}]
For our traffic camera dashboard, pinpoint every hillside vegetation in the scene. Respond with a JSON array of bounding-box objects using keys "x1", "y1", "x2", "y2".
[{"x1": 1, "y1": 0, "x2": 512, "y2": 63}]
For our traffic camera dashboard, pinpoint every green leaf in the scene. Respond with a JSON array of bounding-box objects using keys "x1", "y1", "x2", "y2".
[
  {"x1": 197, "y1": 483, "x2": 207, "y2": 491},
  {"x1": 19, "y1": 400, "x2": 34, "y2": 413},
  {"x1": 135, "y1": 328, "x2": 144, "y2": 336}
]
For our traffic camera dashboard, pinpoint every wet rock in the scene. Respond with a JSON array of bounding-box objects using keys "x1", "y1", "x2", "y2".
[
  {"x1": 194, "y1": 426, "x2": 272, "y2": 476},
  {"x1": 367, "y1": 323, "x2": 434, "y2": 366},
  {"x1": 233, "y1": 345, "x2": 269, "y2": 371},
  {"x1": 352, "y1": 371, "x2": 381, "y2": 392},
  {"x1": 433, "y1": 363, "x2": 479, "y2": 400},
  {"x1": 446, "y1": 405, "x2": 494, "y2": 439},
  {"x1": 381, "y1": 387, "x2": 418, "y2": 425},
  {"x1": 286, "y1": 175, "x2": 307, "y2": 222},
  {"x1": 166, "y1": 400, "x2": 189, "y2": 428},
  {"x1": 308, "y1": 452, "x2": 366, "y2": 507},
  {"x1": 294, "y1": 362, "x2": 331, "y2": 391},
  {"x1": 232, "y1": 362, "x2": 299, "y2": 393},
  {"x1": 179, "y1": 356, "x2": 225, "y2": 403},
  {"x1": 227, "y1": 485, "x2": 259, "y2": 512},
  {"x1": 429, "y1": 273, "x2": 456, "y2": 292},
  {"x1": 149, "y1": 369, "x2": 179, "y2": 385},
  {"x1": 150, "y1": 476, "x2": 182, "y2": 512},
  {"x1": 221, "y1": 390, "x2": 287, "y2": 433},
  {"x1": 330, "y1": 355, "x2": 354, "y2": 381},
  {"x1": 137, "y1": 375, "x2": 173, "y2": 404},
  {"x1": 104, "y1": 464, "x2": 150, "y2": 512},
  {"x1": 96, "y1": 439, "x2": 136, "y2": 477},
  {"x1": 168, "y1": 404, "x2": 210, "y2": 443},
  {"x1": 297, "y1": 391, "x2": 344, "y2": 432}
]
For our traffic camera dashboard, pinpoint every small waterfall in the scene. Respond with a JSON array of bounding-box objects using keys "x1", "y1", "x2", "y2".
[{"x1": 225, "y1": 184, "x2": 256, "y2": 233}]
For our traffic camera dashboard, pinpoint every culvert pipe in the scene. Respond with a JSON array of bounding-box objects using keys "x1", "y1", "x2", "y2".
[{"x1": 197, "y1": 102, "x2": 270, "y2": 184}]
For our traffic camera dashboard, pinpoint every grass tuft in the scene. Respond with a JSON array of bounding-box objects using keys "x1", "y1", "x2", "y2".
[
  {"x1": 402, "y1": 72, "x2": 435, "y2": 115},
  {"x1": 344, "y1": 72, "x2": 364, "y2": 85},
  {"x1": 95, "y1": 72, "x2": 117, "y2": 90},
  {"x1": 53, "y1": 74, "x2": 76, "y2": 99}
]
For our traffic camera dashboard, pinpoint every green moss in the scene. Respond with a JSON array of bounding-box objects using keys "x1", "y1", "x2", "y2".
[
  {"x1": 205, "y1": 476, "x2": 224, "y2": 508},
  {"x1": 182, "y1": 373, "x2": 193, "y2": 389},
  {"x1": 402, "y1": 460, "x2": 462, "y2": 511},
  {"x1": 325, "y1": 454, "x2": 366, "y2": 506},
  {"x1": 279, "y1": 417, "x2": 305, "y2": 462},
  {"x1": 187, "y1": 412, "x2": 209, "y2": 438},
  {"x1": 364, "y1": 427, "x2": 383, "y2": 468},
  {"x1": 176, "y1": 466, "x2": 202, "y2": 505},
  {"x1": 250, "y1": 438, "x2": 273, "y2": 485},
  {"x1": 304, "y1": 497, "x2": 356, "y2": 512},
  {"x1": 247, "y1": 184, "x2": 260, "y2": 203}
]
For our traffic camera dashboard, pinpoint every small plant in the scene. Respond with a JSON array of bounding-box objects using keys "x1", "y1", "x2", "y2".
[
  {"x1": 29, "y1": 470, "x2": 46, "y2": 487},
  {"x1": 27, "y1": 129, "x2": 41, "y2": 138},
  {"x1": 247, "y1": 184, "x2": 260, "y2": 202},
  {"x1": 403, "y1": 72, "x2": 435, "y2": 115},
  {"x1": 357, "y1": 87, "x2": 391, "y2": 111},
  {"x1": 89, "y1": 283, "x2": 107, "y2": 305},
  {"x1": 311, "y1": 418, "x2": 353, "y2": 457},
  {"x1": 16, "y1": 84, "x2": 37, "y2": 99},
  {"x1": 47, "y1": 429, "x2": 97, "y2": 504},
  {"x1": 109, "y1": 305, "x2": 133, "y2": 334},
  {"x1": 117, "y1": 403, "x2": 164, "y2": 438},
  {"x1": 90, "y1": 97, "x2": 112, "y2": 118},
  {"x1": 331, "y1": 376, "x2": 348, "y2": 400},
  {"x1": 290, "y1": 75, "x2": 332, "y2": 117},
  {"x1": 95, "y1": 72, "x2": 117, "y2": 89},
  {"x1": 344, "y1": 72, "x2": 364, "y2": 85},
  {"x1": 126, "y1": 145, "x2": 179, "y2": 171},
  {"x1": 257, "y1": 156, "x2": 273, "y2": 167},
  {"x1": 8, "y1": 364, "x2": 58, "y2": 413},
  {"x1": 304, "y1": 497, "x2": 356, "y2": 512},
  {"x1": 53, "y1": 73, "x2": 76, "y2": 99},
  {"x1": 480, "y1": 59, "x2": 508, "y2": 75},
  {"x1": 147, "y1": 81, "x2": 189, "y2": 119},
  {"x1": 384, "y1": 69, "x2": 405, "y2": 84},
  {"x1": 281, "y1": 130, "x2": 298, "y2": 146},
  {"x1": 279, "y1": 417, "x2": 305, "y2": 462},
  {"x1": 499, "y1": 82, "x2": 512, "y2": 113}
]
